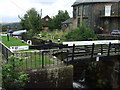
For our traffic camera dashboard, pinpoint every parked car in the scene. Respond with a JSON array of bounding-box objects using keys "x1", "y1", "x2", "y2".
[{"x1": 111, "y1": 30, "x2": 120, "y2": 35}]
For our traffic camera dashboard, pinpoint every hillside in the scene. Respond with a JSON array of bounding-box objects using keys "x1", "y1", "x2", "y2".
[{"x1": 2, "y1": 22, "x2": 21, "y2": 27}]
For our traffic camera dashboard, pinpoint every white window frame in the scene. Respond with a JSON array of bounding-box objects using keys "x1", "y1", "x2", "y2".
[{"x1": 105, "y1": 5, "x2": 112, "y2": 16}]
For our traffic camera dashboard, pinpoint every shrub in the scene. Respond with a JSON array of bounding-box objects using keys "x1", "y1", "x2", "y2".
[
  {"x1": 65, "y1": 26, "x2": 97, "y2": 41},
  {"x1": 2, "y1": 55, "x2": 28, "y2": 89}
]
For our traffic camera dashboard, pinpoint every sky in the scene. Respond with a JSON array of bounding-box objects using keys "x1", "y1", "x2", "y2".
[{"x1": 0, "y1": 0, "x2": 76, "y2": 23}]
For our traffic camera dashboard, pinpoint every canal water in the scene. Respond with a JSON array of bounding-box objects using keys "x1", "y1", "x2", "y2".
[{"x1": 73, "y1": 64, "x2": 89, "y2": 89}]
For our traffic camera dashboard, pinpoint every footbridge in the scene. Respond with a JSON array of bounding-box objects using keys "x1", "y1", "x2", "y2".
[{"x1": 60, "y1": 40, "x2": 120, "y2": 64}]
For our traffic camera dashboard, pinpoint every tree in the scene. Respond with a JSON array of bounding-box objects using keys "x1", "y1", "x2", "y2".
[
  {"x1": 2, "y1": 55, "x2": 28, "y2": 89},
  {"x1": 65, "y1": 25, "x2": 97, "y2": 41},
  {"x1": 19, "y1": 8, "x2": 43, "y2": 34},
  {"x1": 49, "y1": 10, "x2": 70, "y2": 30}
]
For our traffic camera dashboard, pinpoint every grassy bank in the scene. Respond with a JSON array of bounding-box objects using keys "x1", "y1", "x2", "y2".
[
  {"x1": 2, "y1": 36, "x2": 29, "y2": 47},
  {"x1": 34, "y1": 30, "x2": 68, "y2": 44}
]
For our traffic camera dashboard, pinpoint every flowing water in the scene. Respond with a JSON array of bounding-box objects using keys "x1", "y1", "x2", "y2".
[{"x1": 73, "y1": 69, "x2": 89, "y2": 89}]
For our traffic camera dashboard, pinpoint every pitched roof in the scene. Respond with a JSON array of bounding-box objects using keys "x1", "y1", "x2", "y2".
[
  {"x1": 62, "y1": 18, "x2": 73, "y2": 24},
  {"x1": 42, "y1": 15, "x2": 51, "y2": 27},
  {"x1": 72, "y1": 0, "x2": 120, "y2": 6},
  {"x1": 42, "y1": 15, "x2": 51, "y2": 20}
]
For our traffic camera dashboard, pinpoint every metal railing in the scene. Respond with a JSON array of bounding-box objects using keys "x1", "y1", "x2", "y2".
[
  {"x1": 0, "y1": 41, "x2": 14, "y2": 61},
  {"x1": 63, "y1": 43, "x2": 120, "y2": 62},
  {"x1": 1, "y1": 41, "x2": 120, "y2": 70},
  {"x1": 13, "y1": 43, "x2": 120, "y2": 70},
  {"x1": 14, "y1": 50, "x2": 65, "y2": 70}
]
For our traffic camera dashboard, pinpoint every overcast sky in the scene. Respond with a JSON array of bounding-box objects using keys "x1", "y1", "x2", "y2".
[{"x1": 0, "y1": 0, "x2": 75, "y2": 23}]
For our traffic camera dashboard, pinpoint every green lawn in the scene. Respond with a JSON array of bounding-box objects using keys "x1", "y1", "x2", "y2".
[
  {"x1": 2, "y1": 36, "x2": 62, "y2": 70},
  {"x1": 14, "y1": 52, "x2": 55, "y2": 70},
  {"x1": 2, "y1": 36, "x2": 29, "y2": 47}
]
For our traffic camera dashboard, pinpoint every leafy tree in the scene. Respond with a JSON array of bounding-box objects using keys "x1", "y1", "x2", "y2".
[
  {"x1": 19, "y1": 8, "x2": 43, "y2": 34},
  {"x1": 2, "y1": 55, "x2": 29, "y2": 89},
  {"x1": 49, "y1": 10, "x2": 70, "y2": 30},
  {"x1": 65, "y1": 25, "x2": 97, "y2": 41}
]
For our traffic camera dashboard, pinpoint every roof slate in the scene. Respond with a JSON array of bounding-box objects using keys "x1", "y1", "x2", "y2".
[
  {"x1": 72, "y1": 0, "x2": 120, "y2": 6},
  {"x1": 62, "y1": 18, "x2": 73, "y2": 24}
]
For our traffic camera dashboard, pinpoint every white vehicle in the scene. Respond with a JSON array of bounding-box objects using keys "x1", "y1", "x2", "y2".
[
  {"x1": 111, "y1": 30, "x2": 120, "y2": 35},
  {"x1": 12, "y1": 30, "x2": 27, "y2": 35}
]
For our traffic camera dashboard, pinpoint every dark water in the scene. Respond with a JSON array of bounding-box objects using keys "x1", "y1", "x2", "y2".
[
  {"x1": 73, "y1": 68, "x2": 89, "y2": 89},
  {"x1": 73, "y1": 78, "x2": 87, "y2": 89}
]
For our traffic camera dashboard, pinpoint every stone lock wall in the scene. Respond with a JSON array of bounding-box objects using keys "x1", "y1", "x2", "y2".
[
  {"x1": 73, "y1": 55, "x2": 120, "y2": 88},
  {"x1": 24, "y1": 65, "x2": 73, "y2": 88}
]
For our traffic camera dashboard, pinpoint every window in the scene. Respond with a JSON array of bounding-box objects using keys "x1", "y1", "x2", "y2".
[
  {"x1": 73, "y1": 8, "x2": 77, "y2": 18},
  {"x1": 46, "y1": 18, "x2": 49, "y2": 21},
  {"x1": 83, "y1": 5, "x2": 89, "y2": 16},
  {"x1": 78, "y1": 7, "x2": 80, "y2": 16},
  {"x1": 105, "y1": 5, "x2": 112, "y2": 16},
  {"x1": 77, "y1": 18, "x2": 80, "y2": 27}
]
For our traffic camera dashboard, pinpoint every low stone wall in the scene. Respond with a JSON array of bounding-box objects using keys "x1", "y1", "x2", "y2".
[
  {"x1": 73, "y1": 55, "x2": 120, "y2": 88},
  {"x1": 97, "y1": 34, "x2": 120, "y2": 40},
  {"x1": 24, "y1": 65, "x2": 73, "y2": 88}
]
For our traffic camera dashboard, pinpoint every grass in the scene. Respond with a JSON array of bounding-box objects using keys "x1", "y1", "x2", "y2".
[
  {"x1": 34, "y1": 30, "x2": 68, "y2": 44},
  {"x1": 14, "y1": 52, "x2": 55, "y2": 70},
  {"x1": 2, "y1": 36, "x2": 29, "y2": 47}
]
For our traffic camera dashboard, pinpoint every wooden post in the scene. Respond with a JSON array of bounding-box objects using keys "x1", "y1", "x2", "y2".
[
  {"x1": 26, "y1": 52, "x2": 28, "y2": 69},
  {"x1": 91, "y1": 43, "x2": 95, "y2": 58},
  {"x1": 101, "y1": 44, "x2": 103, "y2": 55},
  {"x1": 107, "y1": 42, "x2": 111, "y2": 56},
  {"x1": 42, "y1": 51, "x2": 44, "y2": 68},
  {"x1": 7, "y1": 34, "x2": 9, "y2": 41},
  {"x1": 67, "y1": 50, "x2": 69, "y2": 65},
  {"x1": 34, "y1": 52, "x2": 36, "y2": 68},
  {"x1": 5, "y1": 48, "x2": 8, "y2": 62},
  {"x1": 115, "y1": 47, "x2": 117, "y2": 53},
  {"x1": 12, "y1": 53, "x2": 15, "y2": 70},
  {"x1": 72, "y1": 44, "x2": 75, "y2": 61}
]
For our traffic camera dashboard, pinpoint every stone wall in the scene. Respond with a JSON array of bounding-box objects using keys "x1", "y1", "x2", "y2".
[
  {"x1": 97, "y1": 34, "x2": 120, "y2": 40},
  {"x1": 72, "y1": 2, "x2": 120, "y2": 33},
  {"x1": 24, "y1": 65, "x2": 73, "y2": 88},
  {"x1": 73, "y1": 55, "x2": 120, "y2": 88}
]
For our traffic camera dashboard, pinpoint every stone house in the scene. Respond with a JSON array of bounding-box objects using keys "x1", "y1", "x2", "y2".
[
  {"x1": 72, "y1": 0, "x2": 120, "y2": 34},
  {"x1": 42, "y1": 15, "x2": 51, "y2": 30},
  {"x1": 62, "y1": 18, "x2": 73, "y2": 30}
]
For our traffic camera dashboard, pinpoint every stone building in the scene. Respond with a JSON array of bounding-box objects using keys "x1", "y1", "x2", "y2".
[
  {"x1": 42, "y1": 15, "x2": 51, "y2": 30},
  {"x1": 72, "y1": 0, "x2": 120, "y2": 34},
  {"x1": 62, "y1": 18, "x2": 73, "y2": 30}
]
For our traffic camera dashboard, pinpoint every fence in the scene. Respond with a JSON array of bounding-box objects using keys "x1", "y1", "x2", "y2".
[
  {"x1": 1, "y1": 41, "x2": 120, "y2": 70},
  {"x1": 63, "y1": 43, "x2": 120, "y2": 62},
  {"x1": 14, "y1": 50, "x2": 65, "y2": 70},
  {"x1": 0, "y1": 41, "x2": 14, "y2": 61}
]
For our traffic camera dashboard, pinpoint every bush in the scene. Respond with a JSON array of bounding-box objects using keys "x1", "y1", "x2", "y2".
[
  {"x1": 65, "y1": 26, "x2": 97, "y2": 41},
  {"x1": 2, "y1": 55, "x2": 28, "y2": 89}
]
